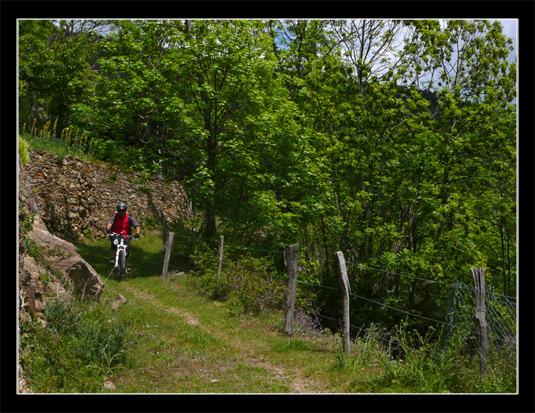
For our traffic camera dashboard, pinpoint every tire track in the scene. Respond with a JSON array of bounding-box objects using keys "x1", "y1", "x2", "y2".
[{"x1": 119, "y1": 283, "x2": 326, "y2": 393}]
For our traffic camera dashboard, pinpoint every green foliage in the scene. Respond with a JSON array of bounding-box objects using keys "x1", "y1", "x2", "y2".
[
  {"x1": 20, "y1": 298, "x2": 134, "y2": 392},
  {"x1": 19, "y1": 135, "x2": 30, "y2": 165},
  {"x1": 193, "y1": 249, "x2": 286, "y2": 315},
  {"x1": 18, "y1": 18, "x2": 516, "y2": 337},
  {"x1": 19, "y1": 20, "x2": 102, "y2": 142}
]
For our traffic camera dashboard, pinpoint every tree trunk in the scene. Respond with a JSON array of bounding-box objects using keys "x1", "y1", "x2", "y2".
[{"x1": 204, "y1": 203, "x2": 217, "y2": 241}]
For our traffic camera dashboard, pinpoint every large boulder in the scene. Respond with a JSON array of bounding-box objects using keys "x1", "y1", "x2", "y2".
[
  {"x1": 26, "y1": 215, "x2": 104, "y2": 300},
  {"x1": 18, "y1": 255, "x2": 47, "y2": 314}
]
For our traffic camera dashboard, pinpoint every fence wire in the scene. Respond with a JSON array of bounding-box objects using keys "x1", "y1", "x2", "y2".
[
  {"x1": 442, "y1": 281, "x2": 517, "y2": 351},
  {"x1": 164, "y1": 234, "x2": 517, "y2": 368}
]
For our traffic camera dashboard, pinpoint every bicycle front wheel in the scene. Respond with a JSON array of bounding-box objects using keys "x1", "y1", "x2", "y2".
[
  {"x1": 117, "y1": 250, "x2": 126, "y2": 282},
  {"x1": 113, "y1": 264, "x2": 119, "y2": 281}
]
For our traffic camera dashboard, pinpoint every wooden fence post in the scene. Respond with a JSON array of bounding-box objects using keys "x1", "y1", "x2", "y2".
[
  {"x1": 216, "y1": 235, "x2": 224, "y2": 282},
  {"x1": 334, "y1": 251, "x2": 351, "y2": 355},
  {"x1": 471, "y1": 267, "x2": 490, "y2": 378},
  {"x1": 284, "y1": 244, "x2": 299, "y2": 336},
  {"x1": 161, "y1": 212, "x2": 168, "y2": 253},
  {"x1": 162, "y1": 232, "x2": 174, "y2": 280}
]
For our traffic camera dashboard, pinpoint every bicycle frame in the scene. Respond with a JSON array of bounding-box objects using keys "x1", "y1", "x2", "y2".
[{"x1": 109, "y1": 233, "x2": 135, "y2": 281}]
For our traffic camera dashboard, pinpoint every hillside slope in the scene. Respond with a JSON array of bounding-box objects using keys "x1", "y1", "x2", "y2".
[{"x1": 18, "y1": 150, "x2": 515, "y2": 397}]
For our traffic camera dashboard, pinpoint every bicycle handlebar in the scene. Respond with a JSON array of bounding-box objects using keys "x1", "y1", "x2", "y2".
[{"x1": 108, "y1": 232, "x2": 138, "y2": 239}]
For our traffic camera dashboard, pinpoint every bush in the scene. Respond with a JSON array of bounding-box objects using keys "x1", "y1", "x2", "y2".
[
  {"x1": 45, "y1": 299, "x2": 85, "y2": 334},
  {"x1": 20, "y1": 298, "x2": 134, "y2": 392},
  {"x1": 226, "y1": 255, "x2": 285, "y2": 314},
  {"x1": 75, "y1": 317, "x2": 131, "y2": 369},
  {"x1": 194, "y1": 249, "x2": 286, "y2": 315}
]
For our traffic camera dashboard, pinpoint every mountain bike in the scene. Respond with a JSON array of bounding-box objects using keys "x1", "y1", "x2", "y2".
[{"x1": 108, "y1": 232, "x2": 137, "y2": 282}]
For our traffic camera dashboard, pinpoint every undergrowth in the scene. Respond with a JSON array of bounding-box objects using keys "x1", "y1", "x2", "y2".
[
  {"x1": 190, "y1": 243, "x2": 317, "y2": 317},
  {"x1": 330, "y1": 322, "x2": 516, "y2": 393},
  {"x1": 19, "y1": 298, "x2": 135, "y2": 393},
  {"x1": 19, "y1": 221, "x2": 516, "y2": 394},
  {"x1": 194, "y1": 252, "x2": 285, "y2": 315},
  {"x1": 20, "y1": 122, "x2": 101, "y2": 164}
]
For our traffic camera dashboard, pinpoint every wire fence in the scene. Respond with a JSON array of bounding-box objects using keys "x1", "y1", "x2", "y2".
[
  {"x1": 163, "y1": 232, "x2": 517, "y2": 374},
  {"x1": 443, "y1": 280, "x2": 517, "y2": 350}
]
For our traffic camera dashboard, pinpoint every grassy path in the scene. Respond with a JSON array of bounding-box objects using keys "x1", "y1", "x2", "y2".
[
  {"x1": 113, "y1": 277, "x2": 329, "y2": 393},
  {"x1": 74, "y1": 231, "x2": 505, "y2": 395},
  {"x1": 75, "y1": 232, "x2": 344, "y2": 394}
]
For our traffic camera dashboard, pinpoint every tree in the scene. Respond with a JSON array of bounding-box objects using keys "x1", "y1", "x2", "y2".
[
  {"x1": 94, "y1": 20, "x2": 308, "y2": 244},
  {"x1": 282, "y1": 19, "x2": 517, "y2": 310},
  {"x1": 18, "y1": 18, "x2": 516, "y2": 307},
  {"x1": 18, "y1": 20, "x2": 104, "y2": 138}
]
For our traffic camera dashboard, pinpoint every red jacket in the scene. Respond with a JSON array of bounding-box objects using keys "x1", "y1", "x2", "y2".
[{"x1": 109, "y1": 213, "x2": 139, "y2": 236}]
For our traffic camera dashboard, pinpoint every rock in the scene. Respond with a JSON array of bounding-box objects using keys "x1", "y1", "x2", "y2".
[
  {"x1": 103, "y1": 379, "x2": 116, "y2": 392},
  {"x1": 20, "y1": 255, "x2": 46, "y2": 282},
  {"x1": 19, "y1": 255, "x2": 47, "y2": 315},
  {"x1": 34, "y1": 299, "x2": 46, "y2": 313},
  {"x1": 111, "y1": 293, "x2": 127, "y2": 311},
  {"x1": 19, "y1": 365, "x2": 31, "y2": 393},
  {"x1": 116, "y1": 293, "x2": 127, "y2": 304},
  {"x1": 24, "y1": 149, "x2": 190, "y2": 241},
  {"x1": 26, "y1": 215, "x2": 104, "y2": 301},
  {"x1": 22, "y1": 281, "x2": 45, "y2": 314},
  {"x1": 46, "y1": 281, "x2": 70, "y2": 301},
  {"x1": 61, "y1": 256, "x2": 104, "y2": 299},
  {"x1": 28, "y1": 215, "x2": 78, "y2": 255}
]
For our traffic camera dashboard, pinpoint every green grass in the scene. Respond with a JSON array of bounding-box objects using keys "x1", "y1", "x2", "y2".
[
  {"x1": 71, "y1": 231, "x2": 337, "y2": 393},
  {"x1": 20, "y1": 228, "x2": 515, "y2": 394},
  {"x1": 20, "y1": 129, "x2": 102, "y2": 164}
]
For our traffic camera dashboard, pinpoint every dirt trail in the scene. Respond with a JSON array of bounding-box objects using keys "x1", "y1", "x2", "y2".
[
  {"x1": 120, "y1": 283, "x2": 325, "y2": 393},
  {"x1": 122, "y1": 284, "x2": 207, "y2": 329},
  {"x1": 243, "y1": 357, "x2": 323, "y2": 393}
]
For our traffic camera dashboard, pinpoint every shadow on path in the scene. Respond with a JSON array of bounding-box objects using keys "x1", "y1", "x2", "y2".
[{"x1": 73, "y1": 237, "x2": 164, "y2": 280}]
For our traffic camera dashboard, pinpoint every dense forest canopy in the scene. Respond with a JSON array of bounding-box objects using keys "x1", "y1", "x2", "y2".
[{"x1": 18, "y1": 19, "x2": 516, "y2": 323}]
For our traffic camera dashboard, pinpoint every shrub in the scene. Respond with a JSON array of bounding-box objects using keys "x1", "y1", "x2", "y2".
[
  {"x1": 45, "y1": 298, "x2": 84, "y2": 334},
  {"x1": 75, "y1": 317, "x2": 131, "y2": 369},
  {"x1": 194, "y1": 250, "x2": 285, "y2": 315},
  {"x1": 20, "y1": 298, "x2": 134, "y2": 392},
  {"x1": 224, "y1": 255, "x2": 285, "y2": 314}
]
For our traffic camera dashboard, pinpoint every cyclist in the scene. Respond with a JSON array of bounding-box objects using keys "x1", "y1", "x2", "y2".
[{"x1": 106, "y1": 202, "x2": 141, "y2": 268}]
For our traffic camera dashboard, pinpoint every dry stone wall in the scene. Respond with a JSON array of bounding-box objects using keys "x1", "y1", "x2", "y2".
[
  {"x1": 18, "y1": 153, "x2": 105, "y2": 322},
  {"x1": 24, "y1": 150, "x2": 190, "y2": 239}
]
